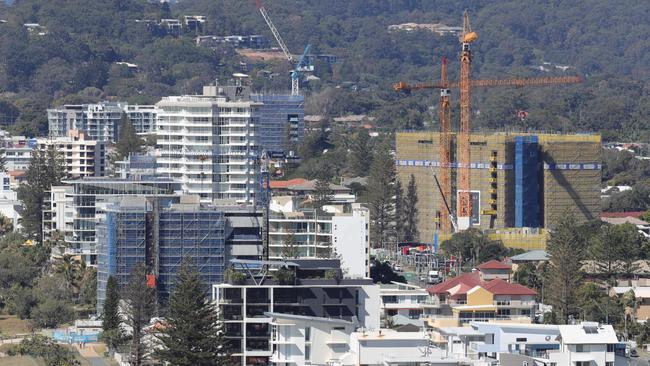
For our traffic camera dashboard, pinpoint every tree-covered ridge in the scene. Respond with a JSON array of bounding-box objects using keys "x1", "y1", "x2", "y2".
[{"x1": 0, "y1": 0, "x2": 647, "y2": 139}]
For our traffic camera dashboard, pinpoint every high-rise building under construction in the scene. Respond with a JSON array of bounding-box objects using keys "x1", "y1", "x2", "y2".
[{"x1": 396, "y1": 132, "x2": 601, "y2": 244}]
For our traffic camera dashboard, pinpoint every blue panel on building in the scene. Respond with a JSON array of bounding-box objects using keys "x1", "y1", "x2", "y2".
[{"x1": 515, "y1": 136, "x2": 540, "y2": 228}]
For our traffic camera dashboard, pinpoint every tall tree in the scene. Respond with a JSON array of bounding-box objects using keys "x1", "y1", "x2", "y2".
[
  {"x1": 348, "y1": 130, "x2": 372, "y2": 177},
  {"x1": 366, "y1": 142, "x2": 396, "y2": 249},
  {"x1": 0, "y1": 147, "x2": 6, "y2": 172},
  {"x1": 404, "y1": 174, "x2": 419, "y2": 242},
  {"x1": 281, "y1": 232, "x2": 299, "y2": 259},
  {"x1": 154, "y1": 259, "x2": 231, "y2": 366},
  {"x1": 313, "y1": 178, "x2": 333, "y2": 210},
  {"x1": 101, "y1": 276, "x2": 123, "y2": 351},
  {"x1": 394, "y1": 179, "x2": 405, "y2": 243},
  {"x1": 17, "y1": 146, "x2": 65, "y2": 242},
  {"x1": 123, "y1": 263, "x2": 155, "y2": 366},
  {"x1": 115, "y1": 113, "x2": 144, "y2": 160},
  {"x1": 546, "y1": 211, "x2": 588, "y2": 324}
]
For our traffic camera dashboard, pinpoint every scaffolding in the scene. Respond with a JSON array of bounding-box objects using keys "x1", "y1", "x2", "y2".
[
  {"x1": 396, "y1": 131, "x2": 601, "y2": 249},
  {"x1": 96, "y1": 198, "x2": 226, "y2": 312}
]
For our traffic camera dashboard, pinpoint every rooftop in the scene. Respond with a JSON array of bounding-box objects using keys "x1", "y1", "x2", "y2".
[
  {"x1": 510, "y1": 250, "x2": 549, "y2": 262},
  {"x1": 558, "y1": 323, "x2": 618, "y2": 344},
  {"x1": 477, "y1": 259, "x2": 512, "y2": 270}
]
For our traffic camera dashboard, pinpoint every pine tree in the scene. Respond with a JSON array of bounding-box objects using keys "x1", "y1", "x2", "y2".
[
  {"x1": 101, "y1": 276, "x2": 123, "y2": 351},
  {"x1": 348, "y1": 130, "x2": 372, "y2": 177},
  {"x1": 313, "y1": 178, "x2": 333, "y2": 210},
  {"x1": 394, "y1": 179, "x2": 405, "y2": 243},
  {"x1": 404, "y1": 174, "x2": 419, "y2": 242},
  {"x1": 154, "y1": 259, "x2": 232, "y2": 366},
  {"x1": 281, "y1": 233, "x2": 299, "y2": 259},
  {"x1": 17, "y1": 146, "x2": 65, "y2": 242},
  {"x1": 0, "y1": 148, "x2": 6, "y2": 172},
  {"x1": 123, "y1": 263, "x2": 155, "y2": 366},
  {"x1": 115, "y1": 113, "x2": 144, "y2": 160},
  {"x1": 366, "y1": 142, "x2": 396, "y2": 249},
  {"x1": 545, "y1": 211, "x2": 587, "y2": 324}
]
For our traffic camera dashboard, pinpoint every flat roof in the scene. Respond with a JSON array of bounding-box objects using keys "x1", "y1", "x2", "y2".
[{"x1": 264, "y1": 312, "x2": 355, "y2": 326}]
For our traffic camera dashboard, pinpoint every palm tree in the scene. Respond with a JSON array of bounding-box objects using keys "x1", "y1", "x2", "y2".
[{"x1": 55, "y1": 254, "x2": 81, "y2": 292}]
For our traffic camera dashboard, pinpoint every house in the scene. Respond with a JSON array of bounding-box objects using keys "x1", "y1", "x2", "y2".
[
  {"x1": 426, "y1": 271, "x2": 537, "y2": 343},
  {"x1": 546, "y1": 323, "x2": 627, "y2": 366},
  {"x1": 476, "y1": 260, "x2": 512, "y2": 281}
]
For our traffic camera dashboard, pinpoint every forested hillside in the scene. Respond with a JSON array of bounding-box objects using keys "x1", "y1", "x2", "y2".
[{"x1": 0, "y1": 0, "x2": 648, "y2": 140}]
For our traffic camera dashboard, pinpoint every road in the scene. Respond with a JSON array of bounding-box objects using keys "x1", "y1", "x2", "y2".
[{"x1": 76, "y1": 343, "x2": 112, "y2": 366}]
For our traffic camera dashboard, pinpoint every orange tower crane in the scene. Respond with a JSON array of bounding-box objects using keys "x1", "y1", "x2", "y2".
[
  {"x1": 393, "y1": 10, "x2": 581, "y2": 232},
  {"x1": 458, "y1": 10, "x2": 478, "y2": 230}
]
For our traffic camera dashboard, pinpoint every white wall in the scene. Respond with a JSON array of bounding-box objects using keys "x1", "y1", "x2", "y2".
[
  {"x1": 360, "y1": 284, "x2": 381, "y2": 330},
  {"x1": 332, "y1": 206, "x2": 369, "y2": 278}
]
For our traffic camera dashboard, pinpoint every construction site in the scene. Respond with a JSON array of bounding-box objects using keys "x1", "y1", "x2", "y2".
[
  {"x1": 396, "y1": 132, "x2": 601, "y2": 248},
  {"x1": 394, "y1": 11, "x2": 600, "y2": 250}
]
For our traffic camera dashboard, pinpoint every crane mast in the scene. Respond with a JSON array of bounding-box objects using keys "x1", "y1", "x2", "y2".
[
  {"x1": 438, "y1": 56, "x2": 453, "y2": 233},
  {"x1": 458, "y1": 10, "x2": 476, "y2": 230}
]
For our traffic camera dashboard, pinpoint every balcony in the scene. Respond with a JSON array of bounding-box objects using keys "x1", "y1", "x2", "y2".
[{"x1": 494, "y1": 300, "x2": 536, "y2": 307}]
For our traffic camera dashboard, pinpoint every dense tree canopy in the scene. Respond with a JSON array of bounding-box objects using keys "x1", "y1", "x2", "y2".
[{"x1": 0, "y1": 0, "x2": 646, "y2": 138}]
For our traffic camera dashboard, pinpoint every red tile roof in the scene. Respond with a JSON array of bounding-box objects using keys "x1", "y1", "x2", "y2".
[
  {"x1": 269, "y1": 178, "x2": 308, "y2": 189},
  {"x1": 600, "y1": 211, "x2": 645, "y2": 219},
  {"x1": 427, "y1": 272, "x2": 481, "y2": 295},
  {"x1": 477, "y1": 259, "x2": 511, "y2": 270},
  {"x1": 427, "y1": 271, "x2": 536, "y2": 296},
  {"x1": 482, "y1": 278, "x2": 537, "y2": 295}
]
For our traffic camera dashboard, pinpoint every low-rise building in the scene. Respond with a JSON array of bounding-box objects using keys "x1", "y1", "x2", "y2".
[
  {"x1": 380, "y1": 282, "x2": 439, "y2": 320},
  {"x1": 546, "y1": 323, "x2": 627, "y2": 366},
  {"x1": 426, "y1": 271, "x2": 537, "y2": 343},
  {"x1": 212, "y1": 259, "x2": 380, "y2": 366}
]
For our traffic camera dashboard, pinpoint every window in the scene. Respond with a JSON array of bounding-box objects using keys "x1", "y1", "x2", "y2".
[
  {"x1": 304, "y1": 327, "x2": 311, "y2": 342},
  {"x1": 607, "y1": 344, "x2": 615, "y2": 353},
  {"x1": 516, "y1": 337, "x2": 527, "y2": 342},
  {"x1": 305, "y1": 345, "x2": 311, "y2": 360},
  {"x1": 576, "y1": 362, "x2": 590, "y2": 366},
  {"x1": 575, "y1": 345, "x2": 589, "y2": 353},
  {"x1": 606, "y1": 362, "x2": 613, "y2": 366}
]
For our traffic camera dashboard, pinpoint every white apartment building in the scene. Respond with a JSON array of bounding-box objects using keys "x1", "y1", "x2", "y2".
[
  {"x1": 48, "y1": 102, "x2": 158, "y2": 142},
  {"x1": 156, "y1": 86, "x2": 259, "y2": 203},
  {"x1": 119, "y1": 104, "x2": 157, "y2": 135},
  {"x1": 42, "y1": 185, "x2": 73, "y2": 250},
  {"x1": 268, "y1": 197, "x2": 370, "y2": 278},
  {"x1": 37, "y1": 130, "x2": 106, "y2": 178}
]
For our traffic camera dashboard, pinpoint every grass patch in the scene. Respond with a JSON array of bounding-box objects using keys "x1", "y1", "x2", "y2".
[
  {"x1": 0, "y1": 356, "x2": 44, "y2": 366},
  {"x1": 0, "y1": 315, "x2": 31, "y2": 336}
]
